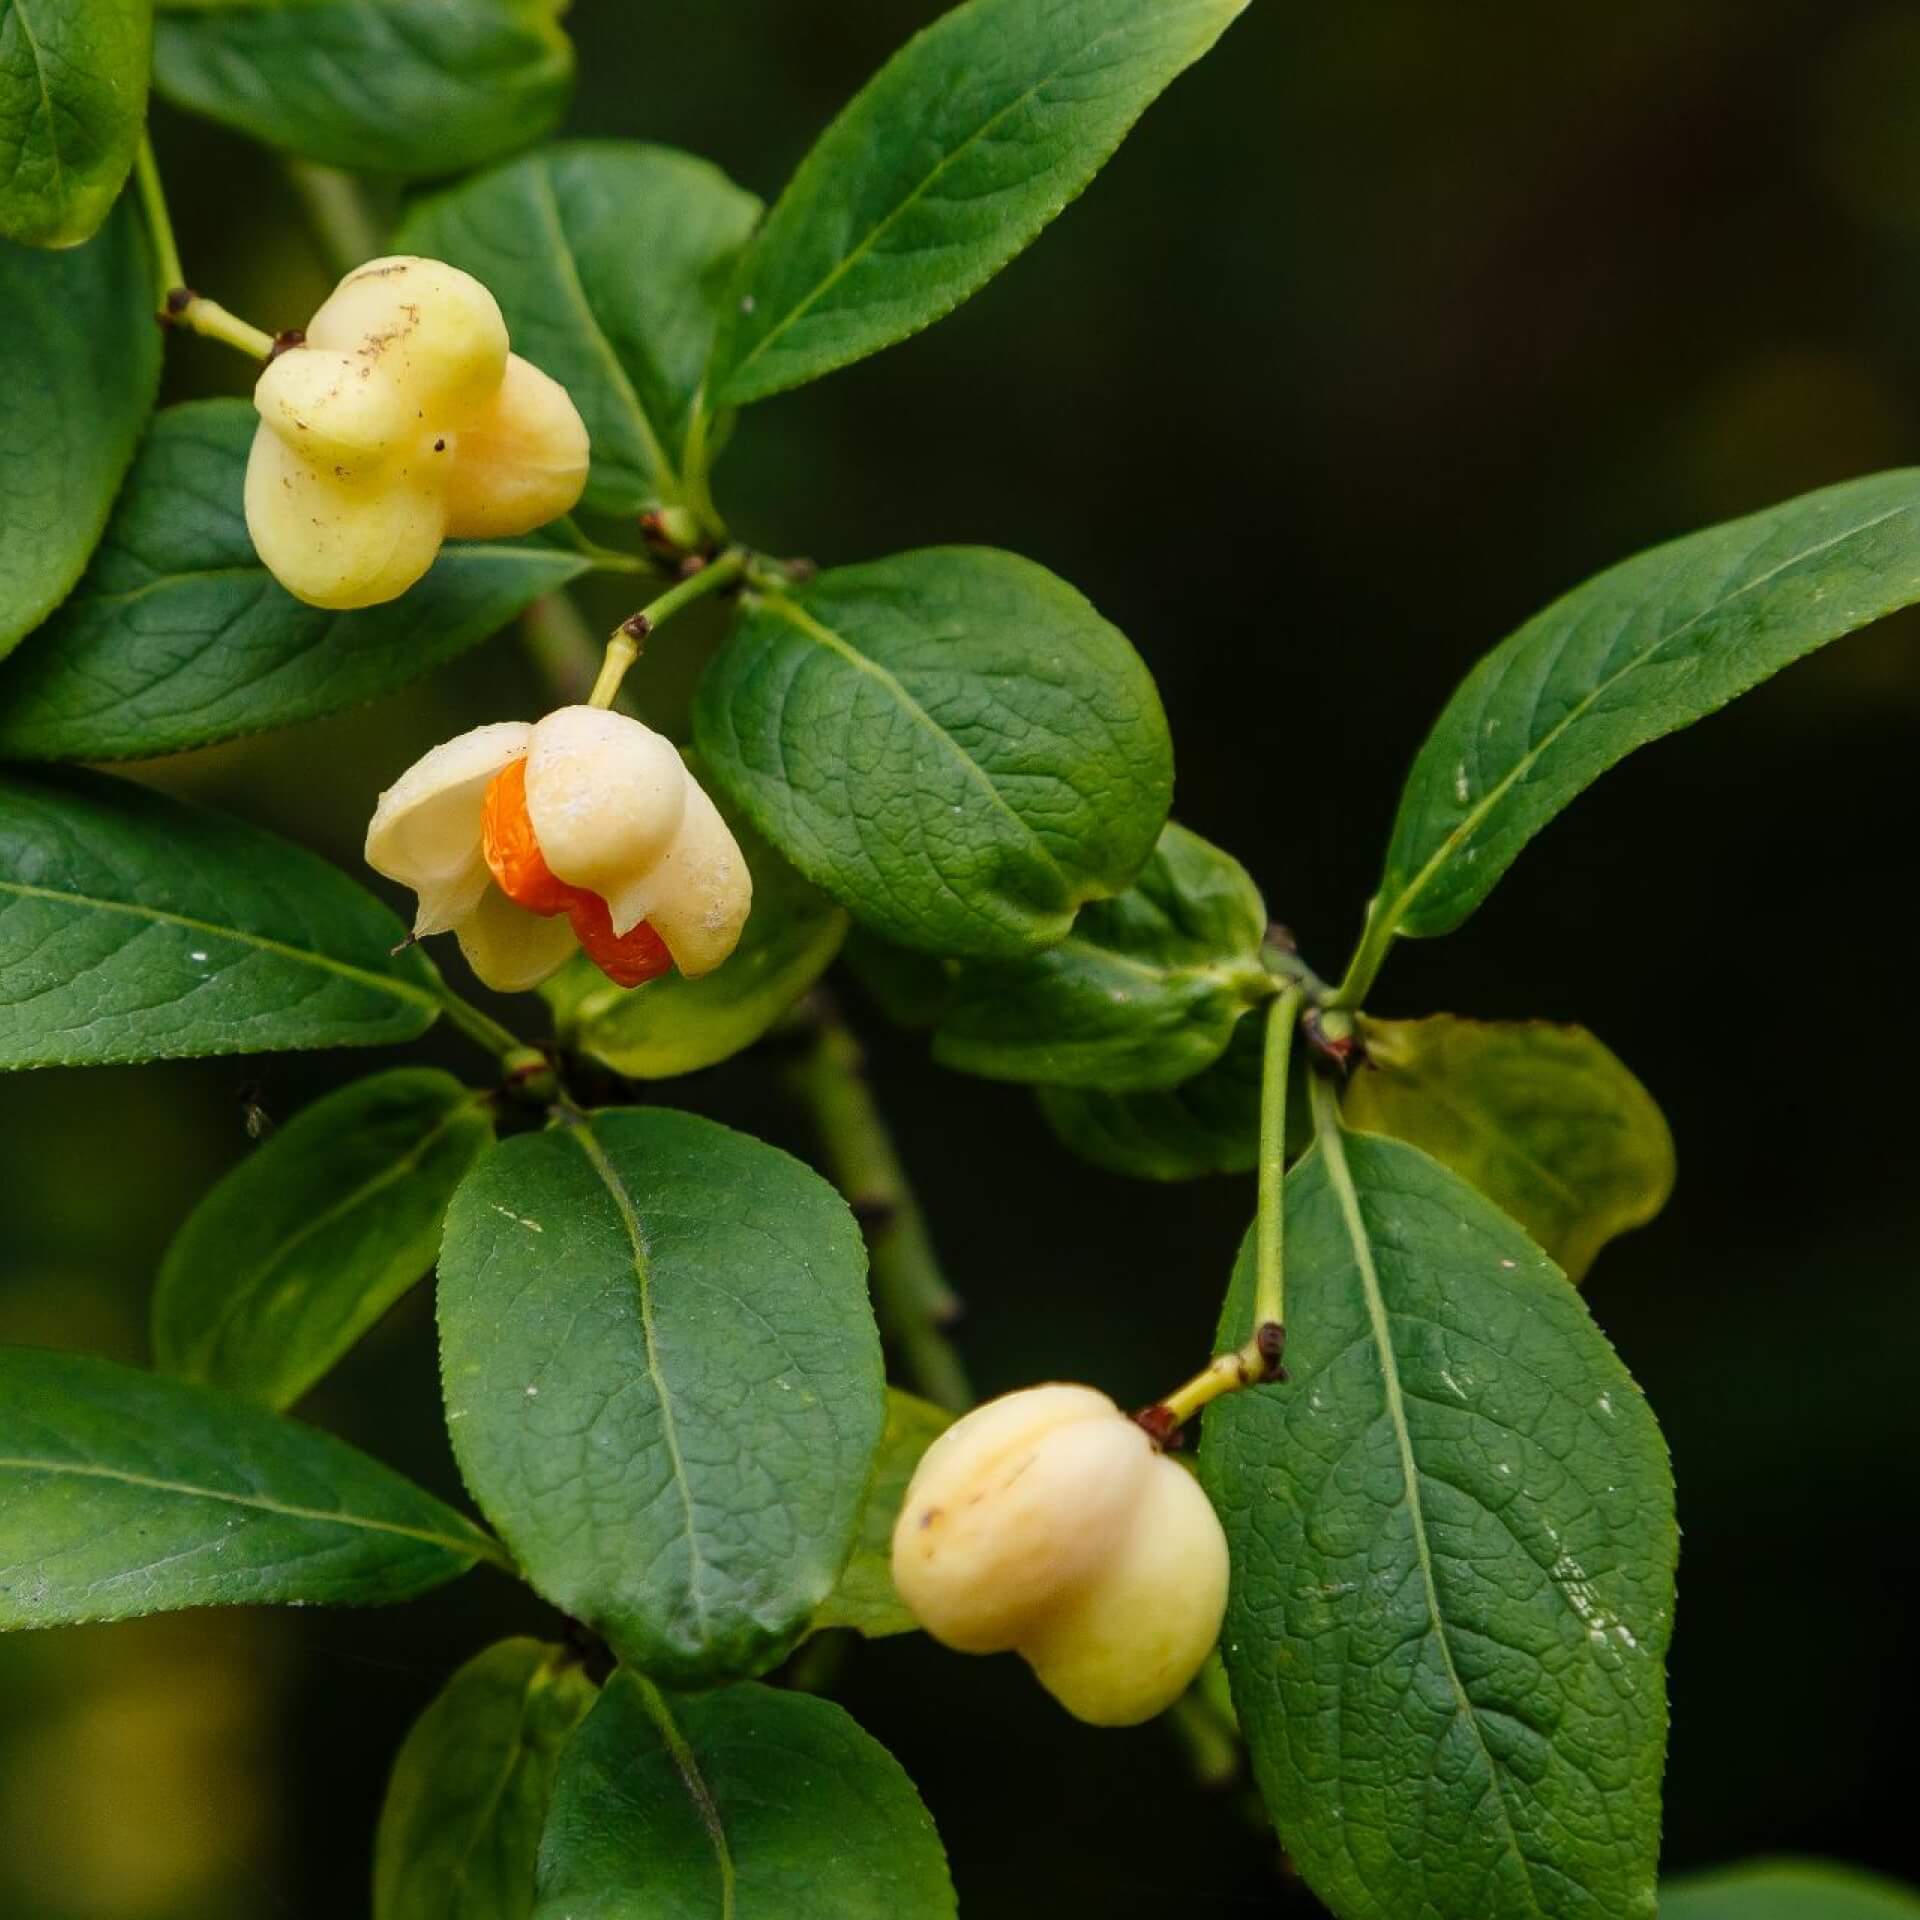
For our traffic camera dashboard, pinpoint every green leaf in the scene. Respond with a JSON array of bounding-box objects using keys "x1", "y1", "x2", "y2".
[
  {"x1": 438, "y1": 1107, "x2": 884, "y2": 1687},
  {"x1": 544, "y1": 773, "x2": 846, "y2": 1080},
  {"x1": 695, "y1": 548, "x2": 1173, "y2": 958},
  {"x1": 397, "y1": 143, "x2": 761, "y2": 518},
  {"x1": 0, "y1": 0, "x2": 150, "y2": 246},
  {"x1": 1661, "y1": 1862, "x2": 1920, "y2": 1920},
  {"x1": 533, "y1": 1672, "x2": 956, "y2": 1919},
  {"x1": 0, "y1": 199, "x2": 159, "y2": 658},
  {"x1": 152, "y1": 0, "x2": 571, "y2": 178},
  {"x1": 153, "y1": 1069, "x2": 495, "y2": 1410},
  {"x1": 1202, "y1": 1127, "x2": 1676, "y2": 1920},
  {"x1": 927, "y1": 822, "x2": 1271, "y2": 1090},
  {"x1": 0, "y1": 765, "x2": 442, "y2": 1069},
  {"x1": 0, "y1": 400, "x2": 594, "y2": 762},
  {"x1": 0, "y1": 1346, "x2": 496, "y2": 1626},
  {"x1": 1374, "y1": 471, "x2": 1920, "y2": 944},
  {"x1": 375, "y1": 1637, "x2": 597, "y2": 1920},
  {"x1": 841, "y1": 926, "x2": 958, "y2": 1029},
  {"x1": 1345, "y1": 1016, "x2": 1675, "y2": 1283},
  {"x1": 1038, "y1": 1008, "x2": 1266, "y2": 1179},
  {"x1": 814, "y1": 1388, "x2": 951, "y2": 1638},
  {"x1": 706, "y1": 0, "x2": 1248, "y2": 406}
]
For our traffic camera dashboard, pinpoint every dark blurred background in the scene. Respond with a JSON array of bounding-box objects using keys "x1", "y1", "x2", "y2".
[{"x1": 5, "y1": 0, "x2": 1920, "y2": 1912}]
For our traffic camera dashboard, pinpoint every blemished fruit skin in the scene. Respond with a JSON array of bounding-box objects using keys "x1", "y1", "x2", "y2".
[
  {"x1": 245, "y1": 256, "x2": 589, "y2": 609},
  {"x1": 891, "y1": 1384, "x2": 1230, "y2": 1726}
]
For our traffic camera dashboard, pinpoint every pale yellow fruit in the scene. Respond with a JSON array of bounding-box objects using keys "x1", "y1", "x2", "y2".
[
  {"x1": 304, "y1": 256, "x2": 509, "y2": 419},
  {"x1": 245, "y1": 256, "x2": 589, "y2": 610},
  {"x1": 523, "y1": 707, "x2": 752, "y2": 978},
  {"x1": 890, "y1": 1384, "x2": 1230, "y2": 1727},
  {"x1": 443, "y1": 356, "x2": 593, "y2": 539}
]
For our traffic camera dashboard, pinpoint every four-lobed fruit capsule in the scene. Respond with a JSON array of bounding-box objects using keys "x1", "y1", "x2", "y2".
[
  {"x1": 246, "y1": 256, "x2": 589, "y2": 609},
  {"x1": 891, "y1": 1384, "x2": 1230, "y2": 1726},
  {"x1": 365, "y1": 706, "x2": 751, "y2": 993}
]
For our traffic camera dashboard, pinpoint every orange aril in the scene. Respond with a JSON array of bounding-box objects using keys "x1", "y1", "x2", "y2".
[{"x1": 480, "y1": 757, "x2": 673, "y2": 989}]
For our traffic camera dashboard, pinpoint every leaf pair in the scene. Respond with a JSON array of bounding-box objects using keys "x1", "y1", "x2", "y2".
[{"x1": 377, "y1": 1648, "x2": 956, "y2": 1920}]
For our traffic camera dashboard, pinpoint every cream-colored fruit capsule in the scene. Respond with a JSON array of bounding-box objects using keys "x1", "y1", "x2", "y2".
[
  {"x1": 364, "y1": 706, "x2": 752, "y2": 994},
  {"x1": 891, "y1": 1384, "x2": 1230, "y2": 1726},
  {"x1": 245, "y1": 256, "x2": 589, "y2": 610}
]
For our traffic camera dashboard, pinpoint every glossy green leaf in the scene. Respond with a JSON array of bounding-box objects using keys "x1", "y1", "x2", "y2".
[
  {"x1": 0, "y1": 200, "x2": 159, "y2": 658},
  {"x1": 0, "y1": 1347, "x2": 495, "y2": 1626},
  {"x1": 438, "y1": 1107, "x2": 884, "y2": 1687},
  {"x1": 544, "y1": 777, "x2": 846, "y2": 1080},
  {"x1": 533, "y1": 1672, "x2": 956, "y2": 1919},
  {"x1": 398, "y1": 143, "x2": 761, "y2": 517},
  {"x1": 928, "y1": 822, "x2": 1271, "y2": 1090},
  {"x1": 814, "y1": 1388, "x2": 950, "y2": 1638},
  {"x1": 0, "y1": 765, "x2": 441, "y2": 1069},
  {"x1": 152, "y1": 0, "x2": 571, "y2": 178},
  {"x1": 1345, "y1": 1016, "x2": 1675, "y2": 1283},
  {"x1": 1661, "y1": 1861, "x2": 1920, "y2": 1920},
  {"x1": 1202, "y1": 1128, "x2": 1676, "y2": 1920},
  {"x1": 695, "y1": 548, "x2": 1172, "y2": 958},
  {"x1": 1038, "y1": 1008, "x2": 1266, "y2": 1179},
  {"x1": 707, "y1": 0, "x2": 1248, "y2": 406},
  {"x1": 153, "y1": 1069, "x2": 495, "y2": 1410},
  {"x1": 1375, "y1": 470, "x2": 1920, "y2": 943},
  {"x1": 0, "y1": 0, "x2": 150, "y2": 246},
  {"x1": 375, "y1": 1637, "x2": 597, "y2": 1920},
  {"x1": 0, "y1": 400, "x2": 594, "y2": 761}
]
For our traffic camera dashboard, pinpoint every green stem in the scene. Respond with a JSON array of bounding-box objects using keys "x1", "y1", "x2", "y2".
[
  {"x1": 587, "y1": 548, "x2": 749, "y2": 710},
  {"x1": 1328, "y1": 896, "x2": 1397, "y2": 1011},
  {"x1": 136, "y1": 135, "x2": 277, "y2": 359},
  {"x1": 1252, "y1": 985, "x2": 1304, "y2": 1334},
  {"x1": 784, "y1": 1000, "x2": 972, "y2": 1413},
  {"x1": 522, "y1": 592, "x2": 612, "y2": 707},
  {"x1": 1141, "y1": 989, "x2": 1302, "y2": 1437},
  {"x1": 1166, "y1": 1688, "x2": 1242, "y2": 1790},
  {"x1": 133, "y1": 136, "x2": 185, "y2": 302},
  {"x1": 430, "y1": 981, "x2": 525, "y2": 1065},
  {"x1": 284, "y1": 159, "x2": 386, "y2": 275},
  {"x1": 1306, "y1": 1064, "x2": 1347, "y2": 1159},
  {"x1": 677, "y1": 393, "x2": 730, "y2": 548}
]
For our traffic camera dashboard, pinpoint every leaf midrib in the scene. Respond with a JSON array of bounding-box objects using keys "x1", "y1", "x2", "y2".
[
  {"x1": 632, "y1": 1677, "x2": 737, "y2": 1919},
  {"x1": 720, "y1": 2, "x2": 1209, "y2": 392},
  {"x1": 1382, "y1": 500, "x2": 1916, "y2": 933},
  {"x1": 0, "y1": 1453, "x2": 488, "y2": 1562},
  {"x1": 0, "y1": 876, "x2": 439, "y2": 1015},
  {"x1": 7, "y1": 0, "x2": 68, "y2": 213},
  {"x1": 1312, "y1": 1108, "x2": 1548, "y2": 1917},
  {"x1": 527, "y1": 156, "x2": 680, "y2": 501},
  {"x1": 753, "y1": 587, "x2": 1062, "y2": 884},
  {"x1": 566, "y1": 1120, "x2": 712, "y2": 1639},
  {"x1": 171, "y1": 1093, "x2": 484, "y2": 1393}
]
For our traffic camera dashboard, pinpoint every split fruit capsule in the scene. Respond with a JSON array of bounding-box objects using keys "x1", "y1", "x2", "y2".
[
  {"x1": 891, "y1": 1384, "x2": 1230, "y2": 1726},
  {"x1": 365, "y1": 706, "x2": 751, "y2": 993},
  {"x1": 246, "y1": 256, "x2": 589, "y2": 609}
]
